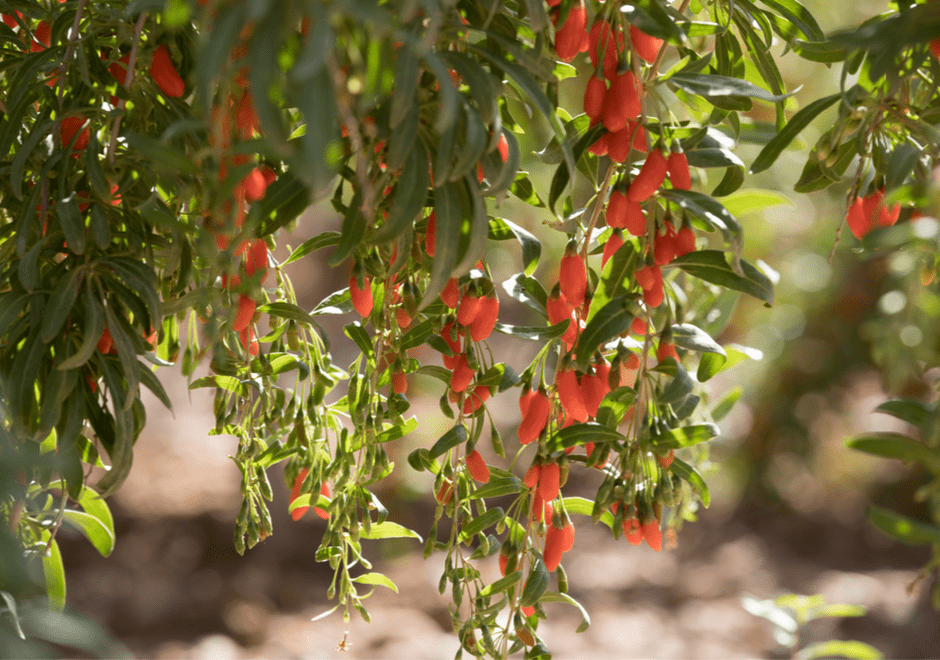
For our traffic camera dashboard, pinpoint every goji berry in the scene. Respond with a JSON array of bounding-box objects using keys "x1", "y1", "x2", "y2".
[
  {"x1": 149, "y1": 44, "x2": 185, "y2": 98},
  {"x1": 396, "y1": 307, "x2": 412, "y2": 329},
  {"x1": 556, "y1": 367, "x2": 588, "y2": 423},
  {"x1": 392, "y1": 369, "x2": 407, "y2": 394},
  {"x1": 602, "y1": 70, "x2": 641, "y2": 133},
  {"x1": 543, "y1": 522, "x2": 565, "y2": 572},
  {"x1": 235, "y1": 91, "x2": 258, "y2": 138},
  {"x1": 349, "y1": 275, "x2": 373, "y2": 317},
  {"x1": 425, "y1": 211, "x2": 436, "y2": 257},
  {"x1": 518, "y1": 388, "x2": 551, "y2": 445},
  {"x1": 440, "y1": 277, "x2": 459, "y2": 309},
  {"x1": 589, "y1": 20, "x2": 622, "y2": 79},
  {"x1": 654, "y1": 221, "x2": 678, "y2": 266},
  {"x1": 546, "y1": 285, "x2": 577, "y2": 348},
  {"x1": 631, "y1": 317, "x2": 647, "y2": 336},
  {"x1": 630, "y1": 24, "x2": 662, "y2": 63},
  {"x1": 497, "y1": 133, "x2": 509, "y2": 162},
  {"x1": 655, "y1": 449, "x2": 675, "y2": 469},
  {"x1": 587, "y1": 130, "x2": 610, "y2": 157},
  {"x1": 667, "y1": 150, "x2": 691, "y2": 190},
  {"x1": 641, "y1": 518, "x2": 662, "y2": 551},
  {"x1": 456, "y1": 290, "x2": 482, "y2": 326},
  {"x1": 462, "y1": 385, "x2": 490, "y2": 414},
  {"x1": 553, "y1": 1, "x2": 589, "y2": 62},
  {"x1": 469, "y1": 293, "x2": 499, "y2": 342},
  {"x1": 584, "y1": 76, "x2": 606, "y2": 122},
  {"x1": 623, "y1": 516, "x2": 643, "y2": 545},
  {"x1": 290, "y1": 468, "x2": 310, "y2": 520},
  {"x1": 97, "y1": 328, "x2": 114, "y2": 354},
  {"x1": 581, "y1": 362, "x2": 611, "y2": 417},
  {"x1": 60, "y1": 116, "x2": 90, "y2": 151},
  {"x1": 242, "y1": 168, "x2": 268, "y2": 201},
  {"x1": 538, "y1": 462, "x2": 560, "y2": 501},
  {"x1": 627, "y1": 150, "x2": 668, "y2": 202},
  {"x1": 244, "y1": 238, "x2": 268, "y2": 279},
  {"x1": 31, "y1": 20, "x2": 50, "y2": 51},
  {"x1": 450, "y1": 354, "x2": 474, "y2": 393},
  {"x1": 560, "y1": 244, "x2": 587, "y2": 309},
  {"x1": 657, "y1": 341, "x2": 678, "y2": 363},
  {"x1": 675, "y1": 224, "x2": 696, "y2": 256},
  {"x1": 435, "y1": 479, "x2": 453, "y2": 506},
  {"x1": 466, "y1": 450, "x2": 490, "y2": 483},
  {"x1": 602, "y1": 229, "x2": 624, "y2": 268}
]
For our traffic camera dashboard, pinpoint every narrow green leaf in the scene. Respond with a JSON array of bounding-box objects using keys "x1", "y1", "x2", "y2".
[
  {"x1": 750, "y1": 93, "x2": 840, "y2": 174},
  {"x1": 488, "y1": 217, "x2": 541, "y2": 276},
  {"x1": 560, "y1": 496, "x2": 615, "y2": 529},
  {"x1": 669, "y1": 458, "x2": 711, "y2": 508},
  {"x1": 420, "y1": 180, "x2": 461, "y2": 308},
  {"x1": 429, "y1": 425, "x2": 468, "y2": 459},
  {"x1": 540, "y1": 591, "x2": 591, "y2": 632},
  {"x1": 477, "y1": 571, "x2": 522, "y2": 599},
  {"x1": 520, "y1": 558, "x2": 549, "y2": 608},
  {"x1": 672, "y1": 324, "x2": 726, "y2": 355},
  {"x1": 493, "y1": 321, "x2": 569, "y2": 342},
  {"x1": 469, "y1": 476, "x2": 522, "y2": 500},
  {"x1": 673, "y1": 250, "x2": 774, "y2": 305},
  {"x1": 368, "y1": 144, "x2": 429, "y2": 245},
  {"x1": 283, "y1": 231, "x2": 340, "y2": 265},
  {"x1": 41, "y1": 268, "x2": 84, "y2": 343},
  {"x1": 650, "y1": 423, "x2": 720, "y2": 451},
  {"x1": 344, "y1": 322, "x2": 373, "y2": 360},
  {"x1": 660, "y1": 190, "x2": 743, "y2": 261},
  {"x1": 360, "y1": 521, "x2": 423, "y2": 542},
  {"x1": 351, "y1": 572, "x2": 399, "y2": 593},
  {"x1": 459, "y1": 507, "x2": 505, "y2": 542},
  {"x1": 544, "y1": 423, "x2": 626, "y2": 454},
  {"x1": 795, "y1": 640, "x2": 883, "y2": 660},
  {"x1": 711, "y1": 386, "x2": 742, "y2": 422},
  {"x1": 501, "y1": 274, "x2": 548, "y2": 315},
  {"x1": 574, "y1": 296, "x2": 639, "y2": 370},
  {"x1": 874, "y1": 399, "x2": 932, "y2": 430},
  {"x1": 668, "y1": 72, "x2": 792, "y2": 102},
  {"x1": 847, "y1": 433, "x2": 940, "y2": 473},
  {"x1": 0, "y1": 591, "x2": 26, "y2": 640},
  {"x1": 42, "y1": 539, "x2": 66, "y2": 612},
  {"x1": 62, "y1": 510, "x2": 115, "y2": 558}
]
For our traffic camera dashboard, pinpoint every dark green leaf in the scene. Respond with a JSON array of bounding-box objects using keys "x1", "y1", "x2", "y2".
[
  {"x1": 429, "y1": 425, "x2": 468, "y2": 459},
  {"x1": 865, "y1": 504, "x2": 940, "y2": 545},
  {"x1": 660, "y1": 190, "x2": 743, "y2": 260},
  {"x1": 520, "y1": 558, "x2": 549, "y2": 608},
  {"x1": 368, "y1": 145, "x2": 429, "y2": 245},
  {"x1": 283, "y1": 231, "x2": 340, "y2": 265},
  {"x1": 847, "y1": 433, "x2": 940, "y2": 473},
  {"x1": 343, "y1": 322, "x2": 373, "y2": 359},
  {"x1": 672, "y1": 250, "x2": 774, "y2": 305},
  {"x1": 488, "y1": 217, "x2": 541, "y2": 276},
  {"x1": 501, "y1": 273, "x2": 548, "y2": 315},
  {"x1": 669, "y1": 458, "x2": 711, "y2": 507},
  {"x1": 659, "y1": 365, "x2": 694, "y2": 405},
  {"x1": 668, "y1": 72, "x2": 791, "y2": 103},
  {"x1": 493, "y1": 321, "x2": 569, "y2": 342},
  {"x1": 41, "y1": 268, "x2": 83, "y2": 343},
  {"x1": 574, "y1": 296, "x2": 639, "y2": 370},
  {"x1": 672, "y1": 324, "x2": 726, "y2": 355},
  {"x1": 469, "y1": 476, "x2": 522, "y2": 500},
  {"x1": 459, "y1": 507, "x2": 504, "y2": 542},
  {"x1": 874, "y1": 399, "x2": 932, "y2": 430},
  {"x1": 650, "y1": 423, "x2": 719, "y2": 451},
  {"x1": 544, "y1": 423, "x2": 626, "y2": 453},
  {"x1": 750, "y1": 93, "x2": 840, "y2": 174}
]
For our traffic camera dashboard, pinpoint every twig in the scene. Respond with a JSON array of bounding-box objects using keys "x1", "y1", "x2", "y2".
[
  {"x1": 56, "y1": 0, "x2": 87, "y2": 109},
  {"x1": 108, "y1": 11, "x2": 148, "y2": 165}
]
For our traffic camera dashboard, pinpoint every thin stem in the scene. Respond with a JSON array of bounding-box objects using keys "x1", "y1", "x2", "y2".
[
  {"x1": 56, "y1": 0, "x2": 87, "y2": 109},
  {"x1": 108, "y1": 12, "x2": 148, "y2": 165}
]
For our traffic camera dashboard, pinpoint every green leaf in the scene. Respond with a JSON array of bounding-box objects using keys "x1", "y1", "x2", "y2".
[
  {"x1": 544, "y1": 423, "x2": 626, "y2": 454},
  {"x1": 41, "y1": 268, "x2": 84, "y2": 343},
  {"x1": 659, "y1": 364, "x2": 694, "y2": 405},
  {"x1": 368, "y1": 145, "x2": 429, "y2": 245},
  {"x1": 673, "y1": 250, "x2": 774, "y2": 305},
  {"x1": 865, "y1": 505, "x2": 940, "y2": 545},
  {"x1": 650, "y1": 423, "x2": 720, "y2": 451},
  {"x1": 459, "y1": 507, "x2": 505, "y2": 542},
  {"x1": 360, "y1": 521, "x2": 423, "y2": 542},
  {"x1": 502, "y1": 274, "x2": 548, "y2": 315},
  {"x1": 429, "y1": 425, "x2": 468, "y2": 459},
  {"x1": 61, "y1": 510, "x2": 115, "y2": 557},
  {"x1": 469, "y1": 476, "x2": 522, "y2": 500},
  {"x1": 574, "y1": 296, "x2": 639, "y2": 370},
  {"x1": 795, "y1": 641, "x2": 883, "y2": 660},
  {"x1": 659, "y1": 190, "x2": 743, "y2": 260},
  {"x1": 493, "y1": 321, "x2": 569, "y2": 342},
  {"x1": 588, "y1": 239, "x2": 638, "y2": 325},
  {"x1": 711, "y1": 386, "x2": 742, "y2": 422},
  {"x1": 698, "y1": 343, "x2": 762, "y2": 381},
  {"x1": 560, "y1": 496, "x2": 615, "y2": 530},
  {"x1": 720, "y1": 189, "x2": 794, "y2": 217},
  {"x1": 343, "y1": 322, "x2": 373, "y2": 358},
  {"x1": 540, "y1": 591, "x2": 591, "y2": 633},
  {"x1": 874, "y1": 399, "x2": 932, "y2": 430},
  {"x1": 0, "y1": 591, "x2": 25, "y2": 640},
  {"x1": 757, "y1": 0, "x2": 825, "y2": 42},
  {"x1": 668, "y1": 72, "x2": 792, "y2": 103},
  {"x1": 885, "y1": 142, "x2": 922, "y2": 192},
  {"x1": 257, "y1": 172, "x2": 312, "y2": 237},
  {"x1": 672, "y1": 324, "x2": 725, "y2": 355},
  {"x1": 477, "y1": 571, "x2": 522, "y2": 599},
  {"x1": 42, "y1": 539, "x2": 66, "y2": 612},
  {"x1": 328, "y1": 194, "x2": 366, "y2": 268},
  {"x1": 488, "y1": 217, "x2": 541, "y2": 276},
  {"x1": 847, "y1": 433, "x2": 940, "y2": 473},
  {"x1": 124, "y1": 132, "x2": 199, "y2": 175},
  {"x1": 283, "y1": 231, "x2": 340, "y2": 265},
  {"x1": 420, "y1": 180, "x2": 462, "y2": 308},
  {"x1": 351, "y1": 572, "x2": 399, "y2": 593},
  {"x1": 669, "y1": 458, "x2": 710, "y2": 508},
  {"x1": 750, "y1": 93, "x2": 840, "y2": 174},
  {"x1": 519, "y1": 558, "x2": 549, "y2": 608}
]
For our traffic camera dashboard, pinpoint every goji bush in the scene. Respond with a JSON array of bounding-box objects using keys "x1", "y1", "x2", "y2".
[{"x1": 0, "y1": 0, "x2": 938, "y2": 657}]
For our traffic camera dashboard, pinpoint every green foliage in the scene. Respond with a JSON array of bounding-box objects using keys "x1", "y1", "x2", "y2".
[{"x1": 0, "y1": 0, "x2": 937, "y2": 656}]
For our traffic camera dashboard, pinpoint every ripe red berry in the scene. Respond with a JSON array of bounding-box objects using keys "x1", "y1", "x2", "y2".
[
  {"x1": 675, "y1": 225, "x2": 696, "y2": 257},
  {"x1": 450, "y1": 354, "x2": 475, "y2": 393},
  {"x1": 584, "y1": 76, "x2": 606, "y2": 123},
  {"x1": 149, "y1": 44, "x2": 185, "y2": 98},
  {"x1": 456, "y1": 291, "x2": 482, "y2": 326},
  {"x1": 470, "y1": 293, "x2": 499, "y2": 342},
  {"x1": 559, "y1": 247, "x2": 587, "y2": 309},
  {"x1": 643, "y1": 275, "x2": 664, "y2": 308},
  {"x1": 606, "y1": 189, "x2": 628, "y2": 229},
  {"x1": 518, "y1": 388, "x2": 551, "y2": 445},
  {"x1": 657, "y1": 341, "x2": 679, "y2": 363},
  {"x1": 537, "y1": 462, "x2": 560, "y2": 501},
  {"x1": 553, "y1": 2, "x2": 589, "y2": 62},
  {"x1": 581, "y1": 362, "x2": 611, "y2": 417},
  {"x1": 602, "y1": 229, "x2": 624, "y2": 268},
  {"x1": 556, "y1": 368, "x2": 588, "y2": 423},
  {"x1": 667, "y1": 151, "x2": 691, "y2": 190},
  {"x1": 392, "y1": 370, "x2": 407, "y2": 394},
  {"x1": 463, "y1": 385, "x2": 490, "y2": 414},
  {"x1": 524, "y1": 464, "x2": 541, "y2": 490},
  {"x1": 653, "y1": 221, "x2": 678, "y2": 266},
  {"x1": 655, "y1": 449, "x2": 675, "y2": 469},
  {"x1": 589, "y1": 20, "x2": 622, "y2": 79},
  {"x1": 233, "y1": 294, "x2": 256, "y2": 332},
  {"x1": 546, "y1": 285, "x2": 577, "y2": 348},
  {"x1": 630, "y1": 24, "x2": 663, "y2": 63},
  {"x1": 235, "y1": 91, "x2": 259, "y2": 138},
  {"x1": 97, "y1": 327, "x2": 114, "y2": 354},
  {"x1": 60, "y1": 116, "x2": 90, "y2": 151},
  {"x1": 436, "y1": 479, "x2": 453, "y2": 506},
  {"x1": 587, "y1": 130, "x2": 610, "y2": 157},
  {"x1": 635, "y1": 264, "x2": 656, "y2": 290},
  {"x1": 543, "y1": 523, "x2": 565, "y2": 572},
  {"x1": 642, "y1": 519, "x2": 662, "y2": 551},
  {"x1": 497, "y1": 133, "x2": 509, "y2": 162},
  {"x1": 290, "y1": 468, "x2": 310, "y2": 521},
  {"x1": 244, "y1": 238, "x2": 269, "y2": 279},
  {"x1": 631, "y1": 317, "x2": 647, "y2": 336},
  {"x1": 627, "y1": 150, "x2": 668, "y2": 202},
  {"x1": 440, "y1": 277, "x2": 459, "y2": 309},
  {"x1": 623, "y1": 516, "x2": 643, "y2": 545},
  {"x1": 349, "y1": 275, "x2": 373, "y2": 317},
  {"x1": 242, "y1": 168, "x2": 268, "y2": 202},
  {"x1": 602, "y1": 70, "x2": 641, "y2": 133},
  {"x1": 396, "y1": 306, "x2": 412, "y2": 329},
  {"x1": 466, "y1": 450, "x2": 490, "y2": 483}
]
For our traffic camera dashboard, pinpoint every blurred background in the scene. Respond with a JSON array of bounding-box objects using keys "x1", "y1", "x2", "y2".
[{"x1": 45, "y1": 1, "x2": 940, "y2": 658}]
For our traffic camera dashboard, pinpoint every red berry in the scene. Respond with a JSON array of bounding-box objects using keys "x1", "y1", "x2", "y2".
[
  {"x1": 524, "y1": 464, "x2": 541, "y2": 490},
  {"x1": 349, "y1": 275, "x2": 373, "y2": 317},
  {"x1": 641, "y1": 519, "x2": 662, "y2": 551},
  {"x1": 559, "y1": 249, "x2": 587, "y2": 309},
  {"x1": 606, "y1": 190, "x2": 628, "y2": 229},
  {"x1": 635, "y1": 264, "x2": 656, "y2": 290},
  {"x1": 537, "y1": 462, "x2": 560, "y2": 501},
  {"x1": 589, "y1": 20, "x2": 622, "y2": 79},
  {"x1": 396, "y1": 307, "x2": 412, "y2": 329},
  {"x1": 60, "y1": 116, "x2": 90, "y2": 151},
  {"x1": 97, "y1": 328, "x2": 114, "y2": 354},
  {"x1": 631, "y1": 317, "x2": 647, "y2": 336},
  {"x1": 602, "y1": 229, "x2": 624, "y2": 268},
  {"x1": 543, "y1": 523, "x2": 565, "y2": 572},
  {"x1": 845, "y1": 197, "x2": 868, "y2": 240},
  {"x1": 581, "y1": 362, "x2": 611, "y2": 417},
  {"x1": 584, "y1": 76, "x2": 606, "y2": 123},
  {"x1": 556, "y1": 368, "x2": 588, "y2": 423},
  {"x1": 518, "y1": 388, "x2": 551, "y2": 445},
  {"x1": 233, "y1": 294, "x2": 256, "y2": 332},
  {"x1": 242, "y1": 168, "x2": 268, "y2": 201},
  {"x1": 149, "y1": 44, "x2": 185, "y2": 98},
  {"x1": 497, "y1": 134, "x2": 509, "y2": 162},
  {"x1": 675, "y1": 225, "x2": 696, "y2": 256},
  {"x1": 602, "y1": 70, "x2": 641, "y2": 133},
  {"x1": 463, "y1": 385, "x2": 490, "y2": 414},
  {"x1": 630, "y1": 24, "x2": 663, "y2": 63},
  {"x1": 440, "y1": 277, "x2": 459, "y2": 309},
  {"x1": 623, "y1": 516, "x2": 643, "y2": 545},
  {"x1": 456, "y1": 292, "x2": 482, "y2": 326},
  {"x1": 470, "y1": 293, "x2": 499, "y2": 342},
  {"x1": 290, "y1": 468, "x2": 310, "y2": 521},
  {"x1": 655, "y1": 449, "x2": 675, "y2": 469},
  {"x1": 627, "y1": 150, "x2": 668, "y2": 202},
  {"x1": 466, "y1": 450, "x2": 490, "y2": 483},
  {"x1": 667, "y1": 151, "x2": 691, "y2": 190},
  {"x1": 450, "y1": 354, "x2": 475, "y2": 393},
  {"x1": 653, "y1": 221, "x2": 678, "y2": 266},
  {"x1": 546, "y1": 285, "x2": 577, "y2": 348},
  {"x1": 392, "y1": 370, "x2": 407, "y2": 394},
  {"x1": 553, "y1": 2, "x2": 589, "y2": 62},
  {"x1": 657, "y1": 341, "x2": 679, "y2": 363},
  {"x1": 244, "y1": 238, "x2": 268, "y2": 279}
]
